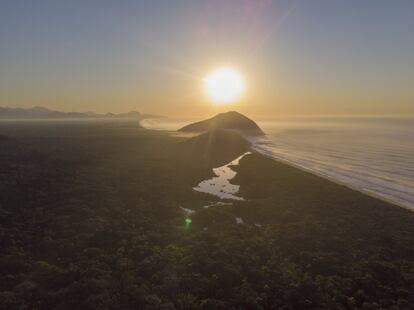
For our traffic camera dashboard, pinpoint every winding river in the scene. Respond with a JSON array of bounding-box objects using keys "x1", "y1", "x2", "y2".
[{"x1": 193, "y1": 152, "x2": 251, "y2": 200}]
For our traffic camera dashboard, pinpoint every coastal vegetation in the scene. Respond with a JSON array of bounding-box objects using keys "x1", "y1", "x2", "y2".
[
  {"x1": 0, "y1": 120, "x2": 414, "y2": 309},
  {"x1": 180, "y1": 129, "x2": 250, "y2": 167}
]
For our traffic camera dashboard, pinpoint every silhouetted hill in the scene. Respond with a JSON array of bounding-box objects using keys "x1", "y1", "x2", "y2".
[
  {"x1": 179, "y1": 129, "x2": 250, "y2": 167},
  {"x1": 0, "y1": 106, "x2": 164, "y2": 120},
  {"x1": 179, "y1": 111, "x2": 265, "y2": 136}
]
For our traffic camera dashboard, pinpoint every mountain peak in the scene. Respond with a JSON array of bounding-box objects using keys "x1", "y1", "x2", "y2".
[{"x1": 178, "y1": 111, "x2": 265, "y2": 136}]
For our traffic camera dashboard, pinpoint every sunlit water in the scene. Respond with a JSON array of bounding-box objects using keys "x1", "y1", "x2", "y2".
[
  {"x1": 144, "y1": 117, "x2": 414, "y2": 210},
  {"x1": 193, "y1": 152, "x2": 252, "y2": 200},
  {"x1": 254, "y1": 117, "x2": 414, "y2": 210}
]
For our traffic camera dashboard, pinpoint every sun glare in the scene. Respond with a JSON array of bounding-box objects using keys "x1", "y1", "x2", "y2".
[{"x1": 204, "y1": 67, "x2": 245, "y2": 104}]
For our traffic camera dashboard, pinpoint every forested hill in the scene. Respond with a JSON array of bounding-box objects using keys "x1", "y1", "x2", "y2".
[
  {"x1": 179, "y1": 111, "x2": 265, "y2": 136},
  {"x1": 180, "y1": 129, "x2": 250, "y2": 167}
]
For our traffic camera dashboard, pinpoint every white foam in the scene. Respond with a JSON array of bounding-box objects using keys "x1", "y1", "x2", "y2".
[{"x1": 254, "y1": 118, "x2": 414, "y2": 211}]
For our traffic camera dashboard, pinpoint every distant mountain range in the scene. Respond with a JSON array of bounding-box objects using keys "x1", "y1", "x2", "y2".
[
  {"x1": 0, "y1": 106, "x2": 164, "y2": 120},
  {"x1": 179, "y1": 111, "x2": 265, "y2": 136}
]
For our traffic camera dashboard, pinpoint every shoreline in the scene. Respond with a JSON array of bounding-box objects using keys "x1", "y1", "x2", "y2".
[
  {"x1": 2, "y1": 119, "x2": 414, "y2": 309},
  {"x1": 249, "y1": 143, "x2": 412, "y2": 212},
  {"x1": 140, "y1": 123, "x2": 412, "y2": 211},
  {"x1": 111, "y1": 120, "x2": 414, "y2": 212}
]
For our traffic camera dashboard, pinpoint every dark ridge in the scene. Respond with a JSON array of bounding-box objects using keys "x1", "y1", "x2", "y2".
[
  {"x1": 178, "y1": 111, "x2": 265, "y2": 136},
  {"x1": 179, "y1": 129, "x2": 250, "y2": 167},
  {"x1": 0, "y1": 106, "x2": 164, "y2": 120}
]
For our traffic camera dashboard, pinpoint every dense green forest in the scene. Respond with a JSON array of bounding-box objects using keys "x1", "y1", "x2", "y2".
[{"x1": 1, "y1": 121, "x2": 414, "y2": 309}]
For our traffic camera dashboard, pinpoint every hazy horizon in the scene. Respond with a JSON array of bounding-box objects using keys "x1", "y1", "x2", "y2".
[
  {"x1": 1, "y1": 0, "x2": 413, "y2": 116},
  {"x1": 2, "y1": 104, "x2": 414, "y2": 120}
]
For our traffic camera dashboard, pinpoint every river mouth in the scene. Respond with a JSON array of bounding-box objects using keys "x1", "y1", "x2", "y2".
[{"x1": 193, "y1": 152, "x2": 252, "y2": 200}]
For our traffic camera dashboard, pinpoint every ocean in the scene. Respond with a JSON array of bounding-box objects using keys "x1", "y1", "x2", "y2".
[{"x1": 143, "y1": 117, "x2": 414, "y2": 210}]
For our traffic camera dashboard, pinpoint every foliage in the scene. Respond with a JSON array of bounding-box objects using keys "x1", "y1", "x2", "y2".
[{"x1": 0, "y1": 122, "x2": 413, "y2": 309}]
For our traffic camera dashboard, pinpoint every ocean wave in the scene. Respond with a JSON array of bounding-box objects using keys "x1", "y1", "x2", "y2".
[{"x1": 252, "y1": 119, "x2": 414, "y2": 211}]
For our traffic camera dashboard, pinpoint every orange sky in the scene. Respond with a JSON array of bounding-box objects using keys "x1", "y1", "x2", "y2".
[{"x1": 1, "y1": 1, "x2": 413, "y2": 117}]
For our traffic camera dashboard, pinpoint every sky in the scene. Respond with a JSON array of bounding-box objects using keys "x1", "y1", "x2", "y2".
[{"x1": 0, "y1": 0, "x2": 413, "y2": 117}]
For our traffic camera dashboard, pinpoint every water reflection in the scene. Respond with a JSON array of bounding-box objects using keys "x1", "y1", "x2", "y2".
[{"x1": 193, "y1": 152, "x2": 251, "y2": 200}]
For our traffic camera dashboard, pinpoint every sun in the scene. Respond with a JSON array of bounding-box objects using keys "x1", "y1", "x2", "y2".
[{"x1": 203, "y1": 67, "x2": 245, "y2": 104}]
